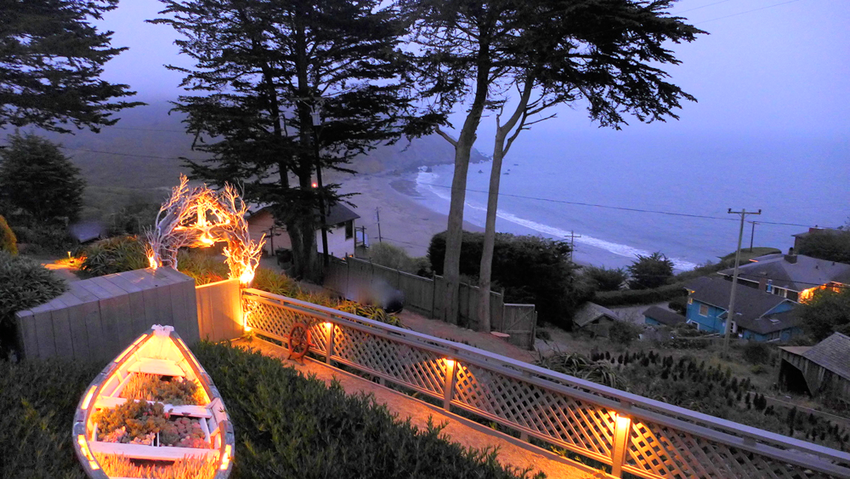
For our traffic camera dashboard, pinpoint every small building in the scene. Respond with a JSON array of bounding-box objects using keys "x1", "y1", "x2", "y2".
[
  {"x1": 643, "y1": 306, "x2": 686, "y2": 327},
  {"x1": 247, "y1": 203, "x2": 360, "y2": 259},
  {"x1": 718, "y1": 249, "x2": 850, "y2": 303},
  {"x1": 684, "y1": 276, "x2": 801, "y2": 341},
  {"x1": 779, "y1": 332, "x2": 850, "y2": 402},
  {"x1": 573, "y1": 302, "x2": 619, "y2": 337}
]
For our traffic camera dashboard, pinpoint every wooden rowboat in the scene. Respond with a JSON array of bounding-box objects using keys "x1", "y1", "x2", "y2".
[{"x1": 73, "y1": 325, "x2": 234, "y2": 478}]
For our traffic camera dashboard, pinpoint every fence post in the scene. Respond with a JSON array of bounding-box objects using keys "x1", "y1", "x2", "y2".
[
  {"x1": 611, "y1": 404, "x2": 632, "y2": 478},
  {"x1": 324, "y1": 322, "x2": 335, "y2": 364},
  {"x1": 443, "y1": 358, "x2": 458, "y2": 410}
]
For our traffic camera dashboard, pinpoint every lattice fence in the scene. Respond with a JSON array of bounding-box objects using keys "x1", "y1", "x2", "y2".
[{"x1": 241, "y1": 289, "x2": 850, "y2": 479}]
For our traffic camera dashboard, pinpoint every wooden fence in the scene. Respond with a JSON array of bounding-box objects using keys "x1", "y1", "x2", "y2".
[
  {"x1": 242, "y1": 288, "x2": 850, "y2": 479},
  {"x1": 324, "y1": 257, "x2": 536, "y2": 349},
  {"x1": 14, "y1": 268, "x2": 199, "y2": 363},
  {"x1": 196, "y1": 279, "x2": 243, "y2": 342}
]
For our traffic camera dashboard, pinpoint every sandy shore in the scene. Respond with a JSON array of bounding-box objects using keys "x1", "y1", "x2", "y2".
[{"x1": 337, "y1": 172, "x2": 482, "y2": 258}]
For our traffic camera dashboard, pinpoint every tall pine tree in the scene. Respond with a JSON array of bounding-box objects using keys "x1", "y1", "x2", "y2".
[
  {"x1": 153, "y1": 0, "x2": 427, "y2": 281},
  {"x1": 1, "y1": 0, "x2": 140, "y2": 132}
]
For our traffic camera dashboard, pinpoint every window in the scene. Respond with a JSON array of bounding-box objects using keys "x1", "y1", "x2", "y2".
[
  {"x1": 688, "y1": 297, "x2": 693, "y2": 305},
  {"x1": 699, "y1": 304, "x2": 708, "y2": 316},
  {"x1": 345, "y1": 220, "x2": 354, "y2": 240}
]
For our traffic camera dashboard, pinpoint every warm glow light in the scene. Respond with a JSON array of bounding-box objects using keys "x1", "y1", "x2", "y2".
[
  {"x1": 239, "y1": 269, "x2": 255, "y2": 285},
  {"x1": 220, "y1": 444, "x2": 232, "y2": 470},
  {"x1": 323, "y1": 322, "x2": 333, "y2": 331},
  {"x1": 312, "y1": 182, "x2": 318, "y2": 188},
  {"x1": 200, "y1": 234, "x2": 215, "y2": 246},
  {"x1": 147, "y1": 253, "x2": 158, "y2": 270},
  {"x1": 444, "y1": 358, "x2": 456, "y2": 368},
  {"x1": 614, "y1": 413, "x2": 631, "y2": 429},
  {"x1": 80, "y1": 386, "x2": 96, "y2": 410},
  {"x1": 77, "y1": 435, "x2": 100, "y2": 470}
]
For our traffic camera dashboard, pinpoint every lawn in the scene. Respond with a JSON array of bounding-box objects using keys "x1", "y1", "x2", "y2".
[{"x1": 0, "y1": 342, "x2": 543, "y2": 479}]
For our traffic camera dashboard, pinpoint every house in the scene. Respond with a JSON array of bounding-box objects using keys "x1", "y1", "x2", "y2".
[
  {"x1": 684, "y1": 276, "x2": 801, "y2": 342},
  {"x1": 779, "y1": 332, "x2": 850, "y2": 401},
  {"x1": 718, "y1": 249, "x2": 850, "y2": 303},
  {"x1": 643, "y1": 306, "x2": 686, "y2": 328},
  {"x1": 792, "y1": 227, "x2": 837, "y2": 251},
  {"x1": 573, "y1": 302, "x2": 620, "y2": 337},
  {"x1": 247, "y1": 203, "x2": 360, "y2": 259}
]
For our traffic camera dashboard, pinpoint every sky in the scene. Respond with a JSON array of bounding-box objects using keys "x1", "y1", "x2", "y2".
[{"x1": 95, "y1": 0, "x2": 850, "y2": 140}]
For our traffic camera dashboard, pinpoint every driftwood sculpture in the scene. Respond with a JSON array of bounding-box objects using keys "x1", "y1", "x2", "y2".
[{"x1": 146, "y1": 175, "x2": 265, "y2": 285}]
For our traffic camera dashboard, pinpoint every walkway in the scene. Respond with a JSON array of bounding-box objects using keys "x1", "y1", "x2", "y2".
[{"x1": 232, "y1": 337, "x2": 596, "y2": 479}]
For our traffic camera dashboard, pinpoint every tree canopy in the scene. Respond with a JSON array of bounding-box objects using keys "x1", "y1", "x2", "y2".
[
  {"x1": 800, "y1": 287, "x2": 850, "y2": 342},
  {"x1": 797, "y1": 228, "x2": 850, "y2": 264},
  {"x1": 628, "y1": 252, "x2": 674, "y2": 290},
  {"x1": 153, "y1": 0, "x2": 428, "y2": 280},
  {"x1": 0, "y1": 133, "x2": 86, "y2": 223},
  {"x1": 0, "y1": 0, "x2": 140, "y2": 132},
  {"x1": 402, "y1": 0, "x2": 702, "y2": 328}
]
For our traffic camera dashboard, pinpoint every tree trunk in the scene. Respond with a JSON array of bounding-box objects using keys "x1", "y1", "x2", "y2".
[
  {"x1": 441, "y1": 40, "x2": 492, "y2": 326},
  {"x1": 477, "y1": 79, "x2": 534, "y2": 332}
]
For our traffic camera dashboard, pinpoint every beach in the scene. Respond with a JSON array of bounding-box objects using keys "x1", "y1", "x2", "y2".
[{"x1": 337, "y1": 172, "x2": 483, "y2": 258}]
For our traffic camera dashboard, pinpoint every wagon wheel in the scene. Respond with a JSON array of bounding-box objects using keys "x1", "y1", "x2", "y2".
[{"x1": 287, "y1": 322, "x2": 310, "y2": 363}]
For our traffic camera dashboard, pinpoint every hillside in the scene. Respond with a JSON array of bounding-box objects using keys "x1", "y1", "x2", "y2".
[{"x1": 21, "y1": 100, "x2": 486, "y2": 189}]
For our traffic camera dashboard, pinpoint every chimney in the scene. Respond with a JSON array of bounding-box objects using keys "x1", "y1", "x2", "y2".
[
  {"x1": 758, "y1": 273, "x2": 768, "y2": 292},
  {"x1": 785, "y1": 247, "x2": 797, "y2": 264}
]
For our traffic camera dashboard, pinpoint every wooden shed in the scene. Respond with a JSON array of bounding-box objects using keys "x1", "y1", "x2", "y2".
[
  {"x1": 779, "y1": 332, "x2": 850, "y2": 402},
  {"x1": 15, "y1": 268, "x2": 199, "y2": 363}
]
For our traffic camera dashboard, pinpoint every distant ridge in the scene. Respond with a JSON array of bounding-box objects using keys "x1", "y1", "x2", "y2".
[{"x1": 6, "y1": 100, "x2": 486, "y2": 189}]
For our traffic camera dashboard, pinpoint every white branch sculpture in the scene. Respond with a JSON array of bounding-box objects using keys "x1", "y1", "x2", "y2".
[{"x1": 146, "y1": 175, "x2": 265, "y2": 285}]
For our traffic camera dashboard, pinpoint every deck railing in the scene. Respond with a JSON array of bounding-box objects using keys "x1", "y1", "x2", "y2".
[{"x1": 242, "y1": 288, "x2": 850, "y2": 479}]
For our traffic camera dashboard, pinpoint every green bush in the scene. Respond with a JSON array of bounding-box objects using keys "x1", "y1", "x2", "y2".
[
  {"x1": 367, "y1": 242, "x2": 429, "y2": 275},
  {"x1": 742, "y1": 341, "x2": 773, "y2": 365},
  {"x1": 428, "y1": 231, "x2": 592, "y2": 329},
  {"x1": 251, "y1": 266, "x2": 301, "y2": 296},
  {"x1": 175, "y1": 249, "x2": 230, "y2": 285},
  {"x1": 609, "y1": 321, "x2": 642, "y2": 346},
  {"x1": 593, "y1": 282, "x2": 686, "y2": 307},
  {"x1": 79, "y1": 235, "x2": 147, "y2": 277},
  {"x1": 0, "y1": 215, "x2": 16, "y2": 255},
  {"x1": 797, "y1": 228, "x2": 850, "y2": 264},
  {"x1": 583, "y1": 266, "x2": 627, "y2": 292},
  {"x1": 628, "y1": 252, "x2": 674, "y2": 290},
  {"x1": 0, "y1": 252, "x2": 67, "y2": 358},
  {"x1": 10, "y1": 223, "x2": 76, "y2": 255}
]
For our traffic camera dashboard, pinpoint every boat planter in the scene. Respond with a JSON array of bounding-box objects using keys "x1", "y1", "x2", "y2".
[{"x1": 73, "y1": 325, "x2": 234, "y2": 478}]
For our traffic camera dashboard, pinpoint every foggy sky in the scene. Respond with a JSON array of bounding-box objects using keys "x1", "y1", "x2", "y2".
[{"x1": 95, "y1": 0, "x2": 850, "y2": 139}]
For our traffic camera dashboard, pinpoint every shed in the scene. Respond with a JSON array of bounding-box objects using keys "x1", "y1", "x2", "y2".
[
  {"x1": 573, "y1": 302, "x2": 619, "y2": 337},
  {"x1": 644, "y1": 306, "x2": 686, "y2": 327},
  {"x1": 779, "y1": 332, "x2": 850, "y2": 402}
]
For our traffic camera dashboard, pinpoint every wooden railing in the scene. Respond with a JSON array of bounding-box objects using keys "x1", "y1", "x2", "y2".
[{"x1": 242, "y1": 288, "x2": 850, "y2": 479}]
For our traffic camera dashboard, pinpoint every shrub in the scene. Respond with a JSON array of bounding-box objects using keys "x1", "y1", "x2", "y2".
[
  {"x1": 628, "y1": 252, "x2": 674, "y2": 290},
  {"x1": 79, "y1": 235, "x2": 147, "y2": 277},
  {"x1": 609, "y1": 321, "x2": 642, "y2": 346},
  {"x1": 593, "y1": 282, "x2": 686, "y2": 307},
  {"x1": 668, "y1": 296, "x2": 687, "y2": 314},
  {"x1": 797, "y1": 228, "x2": 850, "y2": 264},
  {"x1": 176, "y1": 249, "x2": 230, "y2": 285},
  {"x1": 428, "y1": 231, "x2": 592, "y2": 328},
  {"x1": 367, "y1": 242, "x2": 428, "y2": 275},
  {"x1": 251, "y1": 267, "x2": 300, "y2": 296},
  {"x1": 800, "y1": 287, "x2": 850, "y2": 341},
  {"x1": 10, "y1": 223, "x2": 76, "y2": 255},
  {"x1": 742, "y1": 341, "x2": 772, "y2": 366},
  {"x1": 583, "y1": 266, "x2": 627, "y2": 292},
  {"x1": 0, "y1": 215, "x2": 16, "y2": 255},
  {"x1": 0, "y1": 251, "x2": 67, "y2": 358}
]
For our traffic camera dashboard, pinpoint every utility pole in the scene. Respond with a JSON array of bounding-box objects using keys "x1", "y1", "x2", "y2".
[
  {"x1": 724, "y1": 208, "x2": 761, "y2": 356},
  {"x1": 376, "y1": 208, "x2": 383, "y2": 243},
  {"x1": 748, "y1": 221, "x2": 759, "y2": 252},
  {"x1": 567, "y1": 230, "x2": 581, "y2": 261}
]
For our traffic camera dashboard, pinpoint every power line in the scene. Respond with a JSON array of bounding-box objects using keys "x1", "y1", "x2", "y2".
[
  {"x1": 677, "y1": 0, "x2": 737, "y2": 15},
  {"x1": 59, "y1": 146, "x2": 195, "y2": 161},
  {"x1": 416, "y1": 181, "x2": 819, "y2": 228}
]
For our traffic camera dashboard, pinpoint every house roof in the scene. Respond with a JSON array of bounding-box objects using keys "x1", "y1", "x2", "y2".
[
  {"x1": 248, "y1": 203, "x2": 360, "y2": 227},
  {"x1": 719, "y1": 253, "x2": 850, "y2": 292},
  {"x1": 573, "y1": 302, "x2": 619, "y2": 328},
  {"x1": 643, "y1": 306, "x2": 686, "y2": 327},
  {"x1": 685, "y1": 276, "x2": 799, "y2": 334},
  {"x1": 791, "y1": 333, "x2": 850, "y2": 382}
]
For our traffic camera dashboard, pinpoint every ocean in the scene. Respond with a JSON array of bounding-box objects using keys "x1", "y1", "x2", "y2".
[{"x1": 412, "y1": 130, "x2": 849, "y2": 271}]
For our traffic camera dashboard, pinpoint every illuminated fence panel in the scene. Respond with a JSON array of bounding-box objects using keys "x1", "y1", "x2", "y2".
[
  {"x1": 333, "y1": 325, "x2": 447, "y2": 397},
  {"x1": 454, "y1": 363, "x2": 616, "y2": 458},
  {"x1": 240, "y1": 289, "x2": 850, "y2": 479},
  {"x1": 625, "y1": 419, "x2": 834, "y2": 479}
]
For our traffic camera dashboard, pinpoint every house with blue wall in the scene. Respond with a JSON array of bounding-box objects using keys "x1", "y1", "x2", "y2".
[{"x1": 684, "y1": 276, "x2": 802, "y2": 342}]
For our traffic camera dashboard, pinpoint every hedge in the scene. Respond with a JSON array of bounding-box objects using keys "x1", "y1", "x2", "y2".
[{"x1": 592, "y1": 282, "x2": 687, "y2": 307}]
